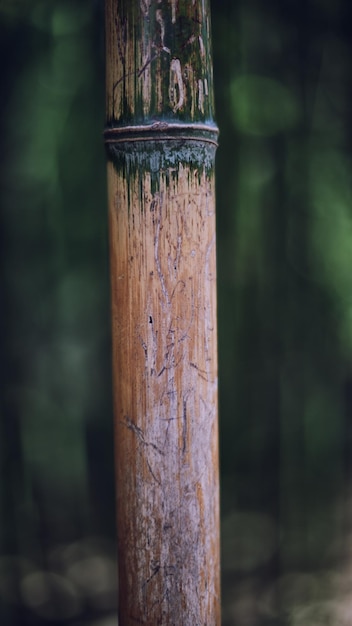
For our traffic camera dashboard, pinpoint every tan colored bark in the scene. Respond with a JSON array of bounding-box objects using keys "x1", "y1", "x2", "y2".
[
  {"x1": 105, "y1": 0, "x2": 220, "y2": 623},
  {"x1": 108, "y1": 162, "x2": 220, "y2": 625}
]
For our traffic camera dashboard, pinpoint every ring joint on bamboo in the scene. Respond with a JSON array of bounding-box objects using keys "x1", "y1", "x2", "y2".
[
  {"x1": 104, "y1": 122, "x2": 219, "y2": 175},
  {"x1": 104, "y1": 122, "x2": 219, "y2": 146}
]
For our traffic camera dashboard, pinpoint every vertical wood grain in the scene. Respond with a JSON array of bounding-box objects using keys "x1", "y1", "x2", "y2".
[
  {"x1": 105, "y1": 0, "x2": 215, "y2": 124},
  {"x1": 108, "y1": 163, "x2": 220, "y2": 624},
  {"x1": 105, "y1": 1, "x2": 220, "y2": 624}
]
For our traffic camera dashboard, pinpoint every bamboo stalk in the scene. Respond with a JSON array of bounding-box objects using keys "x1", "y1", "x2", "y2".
[{"x1": 105, "y1": 2, "x2": 220, "y2": 623}]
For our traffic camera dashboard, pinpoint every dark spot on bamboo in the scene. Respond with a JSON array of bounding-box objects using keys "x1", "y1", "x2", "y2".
[{"x1": 182, "y1": 396, "x2": 187, "y2": 454}]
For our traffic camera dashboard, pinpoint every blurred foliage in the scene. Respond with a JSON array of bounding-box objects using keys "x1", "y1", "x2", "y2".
[
  {"x1": 1, "y1": 0, "x2": 352, "y2": 624},
  {"x1": 0, "y1": 1, "x2": 116, "y2": 623},
  {"x1": 214, "y1": 0, "x2": 352, "y2": 624},
  {"x1": 231, "y1": 74, "x2": 300, "y2": 136}
]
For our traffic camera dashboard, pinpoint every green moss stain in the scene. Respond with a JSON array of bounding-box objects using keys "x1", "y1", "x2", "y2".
[{"x1": 106, "y1": 139, "x2": 217, "y2": 193}]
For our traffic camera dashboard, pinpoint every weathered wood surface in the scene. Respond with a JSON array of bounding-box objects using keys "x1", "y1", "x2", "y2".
[
  {"x1": 105, "y1": 0, "x2": 215, "y2": 124},
  {"x1": 105, "y1": 2, "x2": 220, "y2": 624}
]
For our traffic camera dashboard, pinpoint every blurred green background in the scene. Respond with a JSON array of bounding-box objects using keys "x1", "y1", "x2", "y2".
[{"x1": 1, "y1": 0, "x2": 352, "y2": 624}]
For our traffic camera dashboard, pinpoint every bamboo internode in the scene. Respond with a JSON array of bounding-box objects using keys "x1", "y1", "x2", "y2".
[{"x1": 105, "y1": 2, "x2": 220, "y2": 623}]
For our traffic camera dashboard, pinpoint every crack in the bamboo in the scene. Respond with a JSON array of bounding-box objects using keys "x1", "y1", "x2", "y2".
[
  {"x1": 182, "y1": 395, "x2": 188, "y2": 454},
  {"x1": 123, "y1": 415, "x2": 165, "y2": 455}
]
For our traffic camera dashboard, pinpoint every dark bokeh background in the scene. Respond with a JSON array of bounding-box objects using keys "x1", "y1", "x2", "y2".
[{"x1": 2, "y1": 1, "x2": 352, "y2": 624}]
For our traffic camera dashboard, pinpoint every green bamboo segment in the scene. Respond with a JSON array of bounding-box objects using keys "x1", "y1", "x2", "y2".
[{"x1": 105, "y1": 0, "x2": 216, "y2": 125}]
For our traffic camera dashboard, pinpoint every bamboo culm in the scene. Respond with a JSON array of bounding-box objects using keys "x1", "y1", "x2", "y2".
[{"x1": 105, "y1": 2, "x2": 220, "y2": 624}]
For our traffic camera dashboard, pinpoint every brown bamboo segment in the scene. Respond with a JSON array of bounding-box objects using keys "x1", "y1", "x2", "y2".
[{"x1": 105, "y1": 2, "x2": 220, "y2": 624}]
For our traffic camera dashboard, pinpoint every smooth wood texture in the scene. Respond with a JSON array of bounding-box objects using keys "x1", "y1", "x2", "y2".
[{"x1": 105, "y1": 2, "x2": 220, "y2": 624}]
